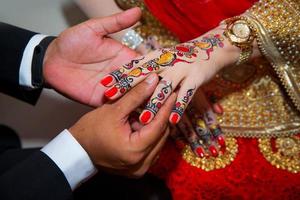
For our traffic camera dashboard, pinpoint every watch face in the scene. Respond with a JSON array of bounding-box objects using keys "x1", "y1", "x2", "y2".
[{"x1": 232, "y1": 21, "x2": 251, "y2": 39}]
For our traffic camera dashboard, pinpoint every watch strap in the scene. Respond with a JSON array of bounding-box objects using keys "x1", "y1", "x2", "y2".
[{"x1": 31, "y1": 36, "x2": 56, "y2": 88}]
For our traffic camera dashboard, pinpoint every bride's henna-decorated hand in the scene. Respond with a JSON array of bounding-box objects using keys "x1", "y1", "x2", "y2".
[
  {"x1": 100, "y1": 25, "x2": 240, "y2": 124},
  {"x1": 176, "y1": 90, "x2": 225, "y2": 157}
]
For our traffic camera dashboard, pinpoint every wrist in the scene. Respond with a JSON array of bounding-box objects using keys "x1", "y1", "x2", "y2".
[{"x1": 42, "y1": 38, "x2": 57, "y2": 88}]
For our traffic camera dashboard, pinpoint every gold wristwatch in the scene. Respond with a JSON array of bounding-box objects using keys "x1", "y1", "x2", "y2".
[{"x1": 223, "y1": 16, "x2": 257, "y2": 65}]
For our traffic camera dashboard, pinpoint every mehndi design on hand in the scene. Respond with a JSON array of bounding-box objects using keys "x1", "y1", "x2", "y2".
[
  {"x1": 140, "y1": 80, "x2": 173, "y2": 124},
  {"x1": 101, "y1": 33, "x2": 225, "y2": 124},
  {"x1": 170, "y1": 87, "x2": 196, "y2": 124},
  {"x1": 101, "y1": 57, "x2": 145, "y2": 86}
]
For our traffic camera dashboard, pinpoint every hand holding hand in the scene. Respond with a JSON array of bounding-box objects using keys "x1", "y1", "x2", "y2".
[
  {"x1": 100, "y1": 26, "x2": 240, "y2": 124},
  {"x1": 43, "y1": 8, "x2": 141, "y2": 107},
  {"x1": 69, "y1": 74, "x2": 175, "y2": 177}
]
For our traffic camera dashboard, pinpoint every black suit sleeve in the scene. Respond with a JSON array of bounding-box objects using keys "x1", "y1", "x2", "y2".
[
  {"x1": 0, "y1": 22, "x2": 44, "y2": 104},
  {"x1": 0, "y1": 150, "x2": 73, "y2": 200}
]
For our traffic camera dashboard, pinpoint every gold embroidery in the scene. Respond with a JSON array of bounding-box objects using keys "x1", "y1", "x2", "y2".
[
  {"x1": 258, "y1": 136, "x2": 300, "y2": 173},
  {"x1": 217, "y1": 72, "x2": 300, "y2": 138},
  {"x1": 247, "y1": 0, "x2": 300, "y2": 111}
]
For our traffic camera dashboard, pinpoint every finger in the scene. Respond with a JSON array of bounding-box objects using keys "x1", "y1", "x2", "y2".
[
  {"x1": 115, "y1": 73, "x2": 159, "y2": 117},
  {"x1": 212, "y1": 103, "x2": 224, "y2": 114},
  {"x1": 129, "y1": 112, "x2": 144, "y2": 131},
  {"x1": 100, "y1": 56, "x2": 146, "y2": 87},
  {"x1": 101, "y1": 50, "x2": 161, "y2": 88},
  {"x1": 104, "y1": 50, "x2": 179, "y2": 100},
  {"x1": 139, "y1": 79, "x2": 173, "y2": 124},
  {"x1": 169, "y1": 81, "x2": 197, "y2": 124},
  {"x1": 203, "y1": 109, "x2": 226, "y2": 148},
  {"x1": 133, "y1": 93, "x2": 176, "y2": 147},
  {"x1": 177, "y1": 114, "x2": 205, "y2": 158},
  {"x1": 85, "y1": 7, "x2": 142, "y2": 36},
  {"x1": 124, "y1": 127, "x2": 170, "y2": 178},
  {"x1": 194, "y1": 90, "x2": 226, "y2": 148},
  {"x1": 192, "y1": 89, "x2": 209, "y2": 110},
  {"x1": 143, "y1": 127, "x2": 170, "y2": 166},
  {"x1": 194, "y1": 118, "x2": 218, "y2": 157}
]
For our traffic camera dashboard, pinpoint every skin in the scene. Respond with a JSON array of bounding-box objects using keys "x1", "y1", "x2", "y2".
[
  {"x1": 101, "y1": 28, "x2": 240, "y2": 122},
  {"x1": 75, "y1": 1, "x2": 224, "y2": 156},
  {"x1": 43, "y1": 7, "x2": 141, "y2": 107},
  {"x1": 70, "y1": 74, "x2": 176, "y2": 177},
  {"x1": 100, "y1": 24, "x2": 261, "y2": 157},
  {"x1": 41, "y1": 8, "x2": 176, "y2": 176},
  {"x1": 101, "y1": 26, "x2": 261, "y2": 124}
]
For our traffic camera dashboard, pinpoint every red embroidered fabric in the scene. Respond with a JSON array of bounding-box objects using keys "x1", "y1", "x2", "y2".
[
  {"x1": 150, "y1": 139, "x2": 300, "y2": 200},
  {"x1": 143, "y1": 0, "x2": 300, "y2": 199}
]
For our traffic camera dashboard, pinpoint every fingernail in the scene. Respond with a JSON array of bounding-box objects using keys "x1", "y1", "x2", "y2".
[
  {"x1": 139, "y1": 110, "x2": 153, "y2": 124},
  {"x1": 209, "y1": 145, "x2": 218, "y2": 157},
  {"x1": 145, "y1": 74, "x2": 156, "y2": 84},
  {"x1": 100, "y1": 75, "x2": 114, "y2": 86},
  {"x1": 217, "y1": 135, "x2": 226, "y2": 147},
  {"x1": 213, "y1": 103, "x2": 224, "y2": 114},
  {"x1": 195, "y1": 147, "x2": 205, "y2": 158},
  {"x1": 104, "y1": 86, "x2": 118, "y2": 98},
  {"x1": 169, "y1": 113, "x2": 180, "y2": 124}
]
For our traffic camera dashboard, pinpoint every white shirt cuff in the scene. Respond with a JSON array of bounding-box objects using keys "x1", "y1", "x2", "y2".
[
  {"x1": 41, "y1": 129, "x2": 97, "y2": 190},
  {"x1": 19, "y1": 34, "x2": 48, "y2": 88}
]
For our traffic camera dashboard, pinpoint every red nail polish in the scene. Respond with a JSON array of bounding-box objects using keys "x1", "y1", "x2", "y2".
[
  {"x1": 217, "y1": 135, "x2": 226, "y2": 147},
  {"x1": 195, "y1": 147, "x2": 205, "y2": 158},
  {"x1": 140, "y1": 111, "x2": 152, "y2": 124},
  {"x1": 100, "y1": 75, "x2": 113, "y2": 86},
  {"x1": 209, "y1": 145, "x2": 218, "y2": 157},
  {"x1": 104, "y1": 86, "x2": 118, "y2": 98},
  {"x1": 170, "y1": 113, "x2": 180, "y2": 124},
  {"x1": 213, "y1": 103, "x2": 224, "y2": 114}
]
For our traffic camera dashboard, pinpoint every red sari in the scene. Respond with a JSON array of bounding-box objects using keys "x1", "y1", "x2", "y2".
[{"x1": 144, "y1": 0, "x2": 300, "y2": 199}]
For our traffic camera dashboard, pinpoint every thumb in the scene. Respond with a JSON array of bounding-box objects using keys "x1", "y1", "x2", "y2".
[
  {"x1": 84, "y1": 7, "x2": 141, "y2": 35},
  {"x1": 115, "y1": 73, "x2": 159, "y2": 117}
]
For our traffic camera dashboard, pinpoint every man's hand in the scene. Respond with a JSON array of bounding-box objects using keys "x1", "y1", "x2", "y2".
[
  {"x1": 69, "y1": 74, "x2": 176, "y2": 177},
  {"x1": 43, "y1": 8, "x2": 141, "y2": 107}
]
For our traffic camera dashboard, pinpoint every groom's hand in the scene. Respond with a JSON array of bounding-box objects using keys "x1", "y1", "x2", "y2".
[
  {"x1": 69, "y1": 74, "x2": 176, "y2": 177},
  {"x1": 43, "y1": 8, "x2": 141, "y2": 107}
]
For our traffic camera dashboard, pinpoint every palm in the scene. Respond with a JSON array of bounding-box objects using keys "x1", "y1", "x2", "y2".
[{"x1": 43, "y1": 10, "x2": 140, "y2": 107}]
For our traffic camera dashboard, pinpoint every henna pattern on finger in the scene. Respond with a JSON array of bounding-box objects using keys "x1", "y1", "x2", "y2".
[
  {"x1": 110, "y1": 57, "x2": 146, "y2": 82},
  {"x1": 203, "y1": 110, "x2": 226, "y2": 147},
  {"x1": 101, "y1": 57, "x2": 146, "y2": 86},
  {"x1": 140, "y1": 80, "x2": 172, "y2": 124},
  {"x1": 145, "y1": 80, "x2": 172, "y2": 115},
  {"x1": 124, "y1": 57, "x2": 145, "y2": 70},
  {"x1": 194, "y1": 119, "x2": 219, "y2": 157},
  {"x1": 178, "y1": 121, "x2": 205, "y2": 158},
  {"x1": 194, "y1": 119, "x2": 213, "y2": 144},
  {"x1": 170, "y1": 87, "x2": 196, "y2": 124}
]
